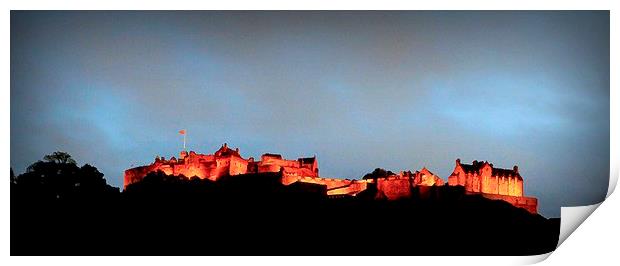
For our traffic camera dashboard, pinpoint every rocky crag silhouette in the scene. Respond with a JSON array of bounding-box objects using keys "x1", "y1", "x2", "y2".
[{"x1": 11, "y1": 151, "x2": 559, "y2": 255}]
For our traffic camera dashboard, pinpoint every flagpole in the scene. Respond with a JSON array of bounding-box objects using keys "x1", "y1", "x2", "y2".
[{"x1": 183, "y1": 132, "x2": 186, "y2": 151}]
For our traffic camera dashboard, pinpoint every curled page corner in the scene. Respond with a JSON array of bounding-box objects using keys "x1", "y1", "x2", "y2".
[
  {"x1": 607, "y1": 161, "x2": 619, "y2": 197},
  {"x1": 518, "y1": 252, "x2": 553, "y2": 265},
  {"x1": 549, "y1": 162, "x2": 619, "y2": 259},
  {"x1": 511, "y1": 201, "x2": 604, "y2": 266},
  {"x1": 557, "y1": 202, "x2": 602, "y2": 248}
]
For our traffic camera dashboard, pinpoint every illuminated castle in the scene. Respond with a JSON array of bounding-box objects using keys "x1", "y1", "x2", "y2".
[
  {"x1": 124, "y1": 144, "x2": 538, "y2": 213},
  {"x1": 447, "y1": 159, "x2": 538, "y2": 213},
  {"x1": 124, "y1": 143, "x2": 318, "y2": 185}
]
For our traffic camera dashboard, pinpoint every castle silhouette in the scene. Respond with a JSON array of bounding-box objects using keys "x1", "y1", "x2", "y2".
[{"x1": 124, "y1": 143, "x2": 538, "y2": 213}]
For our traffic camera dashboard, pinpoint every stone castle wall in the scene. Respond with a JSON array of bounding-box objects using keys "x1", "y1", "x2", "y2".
[
  {"x1": 449, "y1": 172, "x2": 524, "y2": 196},
  {"x1": 471, "y1": 192, "x2": 538, "y2": 214},
  {"x1": 376, "y1": 177, "x2": 412, "y2": 200}
]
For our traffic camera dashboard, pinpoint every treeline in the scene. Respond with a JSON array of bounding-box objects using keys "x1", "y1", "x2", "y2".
[{"x1": 11, "y1": 152, "x2": 560, "y2": 256}]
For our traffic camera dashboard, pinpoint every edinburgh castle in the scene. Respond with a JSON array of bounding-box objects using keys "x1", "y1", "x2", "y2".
[{"x1": 124, "y1": 143, "x2": 538, "y2": 213}]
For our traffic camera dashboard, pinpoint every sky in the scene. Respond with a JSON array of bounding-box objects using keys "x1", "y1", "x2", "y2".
[{"x1": 11, "y1": 11, "x2": 609, "y2": 217}]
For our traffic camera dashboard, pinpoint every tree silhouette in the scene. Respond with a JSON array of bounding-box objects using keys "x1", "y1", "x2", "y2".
[
  {"x1": 43, "y1": 151, "x2": 77, "y2": 165},
  {"x1": 14, "y1": 151, "x2": 118, "y2": 200},
  {"x1": 362, "y1": 168, "x2": 395, "y2": 179}
]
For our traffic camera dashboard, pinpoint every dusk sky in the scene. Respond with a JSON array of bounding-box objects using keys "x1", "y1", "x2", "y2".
[{"x1": 11, "y1": 11, "x2": 609, "y2": 217}]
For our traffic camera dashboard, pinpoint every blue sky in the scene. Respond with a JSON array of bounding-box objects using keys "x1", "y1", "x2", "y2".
[{"x1": 11, "y1": 11, "x2": 609, "y2": 217}]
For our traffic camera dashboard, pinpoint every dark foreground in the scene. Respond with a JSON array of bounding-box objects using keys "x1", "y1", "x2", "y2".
[{"x1": 12, "y1": 171, "x2": 559, "y2": 255}]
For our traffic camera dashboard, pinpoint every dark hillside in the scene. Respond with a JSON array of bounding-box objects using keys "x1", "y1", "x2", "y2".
[{"x1": 12, "y1": 169, "x2": 559, "y2": 255}]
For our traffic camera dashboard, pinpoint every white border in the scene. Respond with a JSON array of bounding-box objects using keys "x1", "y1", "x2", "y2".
[{"x1": 3, "y1": 1, "x2": 618, "y2": 265}]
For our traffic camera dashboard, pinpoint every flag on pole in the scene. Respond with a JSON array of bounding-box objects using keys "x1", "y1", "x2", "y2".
[{"x1": 179, "y1": 129, "x2": 187, "y2": 150}]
